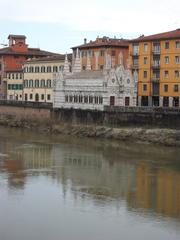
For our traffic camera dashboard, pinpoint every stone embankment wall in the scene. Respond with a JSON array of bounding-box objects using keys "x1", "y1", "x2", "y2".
[{"x1": 1, "y1": 104, "x2": 180, "y2": 146}]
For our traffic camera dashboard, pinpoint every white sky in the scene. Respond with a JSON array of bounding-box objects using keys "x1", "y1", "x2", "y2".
[{"x1": 0, "y1": 0, "x2": 179, "y2": 52}]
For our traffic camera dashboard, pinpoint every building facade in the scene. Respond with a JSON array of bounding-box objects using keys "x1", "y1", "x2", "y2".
[
  {"x1": 6, "y1": 70, "x2": 23, "y2": 100},
  {"x1": 0, "y1": 34, "x2": 57, "y2": 99},
  {"x1": 23, "y1": 55, "x2": 71, "y2": 102},
  {"x1": 72, "y1": 36, "x2": 129, "y2": 71},
  {"x1": 130, "y1": 29, "x2": 180, "y2": 107},
  {"x1": 53, "y1": 51, "x2": 137, "y2": 110}
]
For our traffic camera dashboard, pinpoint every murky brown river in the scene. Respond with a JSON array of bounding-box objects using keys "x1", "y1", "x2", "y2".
[{"x1": 0, "y1": 126, "x2": 180, "y2": 240}]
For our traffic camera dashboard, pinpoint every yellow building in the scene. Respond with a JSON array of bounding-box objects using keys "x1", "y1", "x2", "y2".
[
  {"x1": 130, "y1": 29, "x2": 180, "y2": 107},
  {"x1": 6, "y1": 70, "x2": 23, "y2": 100},
  {"x1": 23, "y1": 55, "x2": 71, "y2": 102}
]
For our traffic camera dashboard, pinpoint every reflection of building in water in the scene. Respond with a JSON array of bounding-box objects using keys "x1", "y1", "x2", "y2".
[
  {"x1": 128, "y1": 163, "x2": 180, "y2": 219},
  {"x1": 52, "y1": 145, "x2": 136, "y2": 201},
  {"x1": 1, "y1": 142, "x2": 54, "y2": 190}
]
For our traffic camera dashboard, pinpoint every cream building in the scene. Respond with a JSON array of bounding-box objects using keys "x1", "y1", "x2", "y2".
[
  {"x1": 53, "y1": 50, "x2": 137, "y2": 110},
  {"x1": 6, "y1": 70, "x2": 23, "y2": 100},
  {"x1": 23, "y1": 55, "x2": 71, "y2": 102}
]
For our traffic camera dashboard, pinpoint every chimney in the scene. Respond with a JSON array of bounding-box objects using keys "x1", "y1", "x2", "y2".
[{"x1": 84, "y1": 38, "x2": 87, "y2": 44}]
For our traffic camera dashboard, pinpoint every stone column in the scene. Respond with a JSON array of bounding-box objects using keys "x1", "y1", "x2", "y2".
[
  {"x1": 138, "y1": 96, "x2": 142, "y2": 106},
  {"x1": 159, "y1": 96, "x2": 163, "y2": 107},
  {"x1": 169, "y1": 96, "x2": 173, "y2": 107},
  {"x1": 148, "y1": 96, "x2": 152, "y2": 107}
]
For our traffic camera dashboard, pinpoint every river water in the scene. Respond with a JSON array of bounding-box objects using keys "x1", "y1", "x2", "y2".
[{"x1": 0, "y1": 126, "x2": 180, "y2": 240}]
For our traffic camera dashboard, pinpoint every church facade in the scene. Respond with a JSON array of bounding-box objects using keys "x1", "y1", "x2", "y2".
[{"x1": 53, "y1": 50, "x2": 137, "y2": 111}]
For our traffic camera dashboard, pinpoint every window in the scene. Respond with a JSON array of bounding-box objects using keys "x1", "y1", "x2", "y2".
[
  {"x1": 47, "y1": 66, "x2": 51, "y2": 72},
  {"x1": 82, "y1": 66, "x2": 86, "y2": 70},
  {"x1": 29, "y1": 66, "x2": 34, "y2": 73},
  {"x1": 30, "y1": 93, "x2": 33, "y2": 100},
  {"x1": 111, "y1": 50, "x2": 115, "y2": 56},
  {"x1": 175, "y1": 56, "x2": 179, "y2": 64},
  {"x1": 41, "y1": 66, "x2": 46, "y2": 72},
  {"x1": 99, "y1": 96, "x2": 103, "y2": 104},
  {"x1": 29, "y1": 79, "x2": 33, "y2": 88},
  {"x1": 164, "y1": 84, "x2": 168, "y2": 92},
  {"x1": 24, "y1": 80, "x2": 28, "y2": 88},
  {"x1": 174, "y1": 84, "x2": 179, "y2": 92},
  {"x1": 144, "y1": 71, "x2": 147, "y2": 78},
  {"x1": 84, "y1": 96, "x2": 88, "y2": 103},
  {"x1": 16, "y1": 73, "x2": 18, "y2": 79},
  {"x1": 95, "y1": 96, "x2": 99, "y2": 104},
  {"x1": 35, "y1": 79, "x2": 39, "y2": 88},
  {"x1": 100, "y1": 50, "x2": 104, "y2": 56},
  {"x1": 35, "y1": 67, "x2": 39, "y2": 73},
  {"x1": 79, "y1": 95, "x2": 83, "y2": 103},
  {"x1": 164, "y1": 70, "x2": 169, "y2": 79},
  {"x1": 175, "y1": 41, "x2": 180, "y2": 49},
  {"x1": 144, "y1": 43, "x2": 148, "y2": 52},
  {"x1": 143, "y1": 84, "x2": 147, "y2": 91},
  {"x1": 41, "y1": 94, "x2": 44, "y2": 100},
  {"x1": 40, "y1": 79, "x2": 45, "y2": 88},
  {"x1": 12, "y1": 74, "x2": 14, "y2": 79},
  {"x1": 53, "y1": 66, "x2": 58, "y2": 72},
  {"x1": 175, "y1": 70, "x2": 179, "y2": 78},
  {"x1": 47, "y1": 94, "x2": 51, "y2": 100},
  {"x1": 165, "y1": 42, "x2": 169, "y2": 49},
  {"x1": 74, "y1": 95, "x2": 78, "y2": 103},
  {"x1": 144, "y1": 57, "x2": 148, "y2": 64},
  {"x1": 164, "y1": 56, "x2": 169, "y2": 64},
  {"x1": 89, "y1": 96, "x2": 93, "y2": 104},
  {"x1": 20, "y1": 74, "x2": 22, "y2": 79},
  {"x1": 47, "y1": 79, "x2": 51, "y2": 88}
]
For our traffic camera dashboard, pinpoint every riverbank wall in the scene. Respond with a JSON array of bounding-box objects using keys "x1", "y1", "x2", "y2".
[{"x1": 1, "y1": 102, "x2": 180, "y2": 146}]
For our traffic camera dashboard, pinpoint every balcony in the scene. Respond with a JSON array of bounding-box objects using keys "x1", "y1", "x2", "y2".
[
  {"x1": 152, "y1": 62, "x2": 160, "y2": 69},
  {"x1": 151, "y1": 76, "x2": 160, "y2": 82},
  {"x1": 152, "y1": 48, "x2": 161, "y2": 55},
  {"x1": 133, "y1": 62, "x2": 139, "y2": 69},
  {"x1": 132, "y1": 50, "x2": 139, "y2": 56}
]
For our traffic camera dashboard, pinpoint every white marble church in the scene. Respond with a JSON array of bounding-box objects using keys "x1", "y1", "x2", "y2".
[{"x1": 53, "y1": 50, "x2": 137, "y2": 111}]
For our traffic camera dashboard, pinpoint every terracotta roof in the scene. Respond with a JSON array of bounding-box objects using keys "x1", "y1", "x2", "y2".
[
  {"x1": 0, "y1": 47, "x2": 57, "y2": 56},
  {"x1": 8, "y1": 34, "x2": 26, "y2": 39},
  {"x1": 131, "y1": 29, "x2": 180, "y2": 42},
  {"x1": 25, "y1": 53, "x2": 72, "y2": 63},
  {"x1": 72, "y1": 37, "x2": 129, "y2": 49}
]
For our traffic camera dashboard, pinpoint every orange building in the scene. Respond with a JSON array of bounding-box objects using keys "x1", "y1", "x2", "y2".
[
  {"x1": 129, "y1": 29, "x2": 180, "y2": 107},
  {"x1": 72, "y1": 36, "x2": 129, "y2": 71},
  {"x1": 0, "y1": 35, "x2": 56, "y2": 99}
]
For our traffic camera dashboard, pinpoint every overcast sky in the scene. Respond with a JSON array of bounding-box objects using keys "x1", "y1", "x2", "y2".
[{"x1": 0, "y1": 0, "x2": 179, "y2": 53}]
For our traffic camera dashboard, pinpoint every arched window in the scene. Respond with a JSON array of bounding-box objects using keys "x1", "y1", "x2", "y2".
[
  {"x1": 29, "y1": 79, "x2": 33, "y2": 88},
  {"x1": 41, "y1": 66, "x2": 46, "y2": 72},
  {"x1": 47, "y1": 66, "x2": 52, "y2": 72},
  {"x1": 69, "y1": 95, "x2": 73, "y2": 102},
  {"x1": 53, "y1": 66, "x2": 58, "y2": 72},
  {"x1": 47, "y1": 79, "x2": 51, "y2": 88},
  {"x1": 24, "y1": 80, "x2": 28, "y2": 88},
  {"x1": 84, "y1": 96, "x2": 88, "y2": 103},
  {"x1": 99, "y1": 96, "x2": 103, "y2": 104},
  {"x1": 40, "y1": 79, "x2": 45, "y2": 88},
  {"x1": 89, "y1": 96, "x2": 93, "y2": 104},
  {"x1": 35, "y1": 79, "x2": 39, "y2": 88},
  {"x1": 79, "y1": 95, "x2": 83, "y2": 103},
  {"x1": 29, "y1": 66, "x2": 34, "y2": 73},
  {"x1": 35, "y1": 66, "x2": 40, "y2": 73}
]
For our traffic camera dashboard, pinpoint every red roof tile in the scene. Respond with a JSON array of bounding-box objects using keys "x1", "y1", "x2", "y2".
[
  {"x1": 131, "y1": 29, "x2": 180, "y2": 42},
  {"x1": 72, "y1": 37, "x2": 129, "y2": 49}
]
